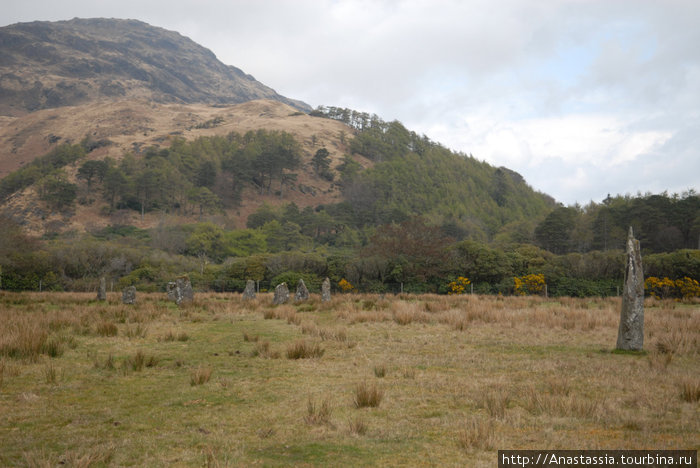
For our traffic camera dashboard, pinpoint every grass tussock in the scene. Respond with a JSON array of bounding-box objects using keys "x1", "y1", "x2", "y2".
[
  {"x1": 456, "y1": 417, "x2": 497, "y2": 451},
  {"x1": 479, "y1": 387, "x2": 510, "y2": 419},
  {"x1": 678, "y1": 378, "x2": 700, "y2": 402},
  {"x1": 123, "y1": 351, "x2": 157, "y2": 373},
  {"x1": 353, "y1": 381, "x2": 384, "y2": 408},
  {"x1": 161, "y1": 330, "x2": 189, "y2": 342},
  {"x1": 304, "y1": 396, "x2": 333, "y2": 426},
  {"x1": 250, "y1": 341, "x2": 280, "y2": 359},
  {"x1": 392, "y1": 302, "x2": 432, "y2": 325},
  {"x1": 373, "y1": 363, "x2": 387, "y2": 378},
  {"x1": 123, "y1": 323, "x2": 148, "y2": 339},
  {"x1": 348, "y1": 415, "x2": 368, "y2": 435},
  {"x1": 242, "y1": 331, "x2": 259, "y2": 342},
  {"x1": 43, "y1": 362, "x2": 58, "y2": 385},
  {"x1": 190, "y1": 366, "x2": 212, "y2": 386},
  {"x1": 286, "y1": 340, "x2": 324, "y2": 359},
  {"x1": 95, "y1": 321, "x2": 118, "y2": 337},
  {"x1": 521, "y1": 385, "x2": 601, "y2": 419}
]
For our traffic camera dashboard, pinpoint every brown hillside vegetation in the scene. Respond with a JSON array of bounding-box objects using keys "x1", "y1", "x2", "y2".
[{"x1": 0, "y1": 99, "x2": 366, "y2": 233}]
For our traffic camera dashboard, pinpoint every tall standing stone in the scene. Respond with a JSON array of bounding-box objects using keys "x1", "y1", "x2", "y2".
[
  {"x1": 616, "y1": 227, "x2": 644, "y2": 351},
  {"x1": 97, "y1": 276, "x2": 107, "y2": 301},
  {"x1": 243, "y1": 279, "x2": 256, "y2": 299},
  {"x1": 122, "y1": 286, "x2": 136, "y2": 305},
  {"x1": 295, "y1": 279, "x2": 310, "y2": 302},
  {"x1": 273, "y1": 282, "x2": 289, "y2": 305},
  {"x1": 321, "y1": 277, "x2": 331, "y2": 302}
]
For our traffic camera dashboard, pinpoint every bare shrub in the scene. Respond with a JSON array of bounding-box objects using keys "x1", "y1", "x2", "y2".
[{"x1": 353, "y1": 381, "x2": 383, "y2": 408}]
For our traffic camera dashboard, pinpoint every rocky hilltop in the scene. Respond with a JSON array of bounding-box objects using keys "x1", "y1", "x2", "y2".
[{"x1": 0, "y1": 18, "x2": 310, "y2": 116}]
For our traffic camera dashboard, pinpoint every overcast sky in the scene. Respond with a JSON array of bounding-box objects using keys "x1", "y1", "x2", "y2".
[{"x1": 4, "y1": 0, "x2": 699, "y2": 205}]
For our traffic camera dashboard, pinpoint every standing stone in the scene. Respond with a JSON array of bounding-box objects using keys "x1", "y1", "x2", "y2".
[
  {"x1": 97, "y1": 276, "x2": 107, "y2": 301},
  {"x1": 273, "y1": 282, "x2": 290, "y2": 305},
  {"x1": 321, "y1": 277, "x2": 331, "y2": 302},
  {"x1": 122, "y1": 286, "x2": 136, "y2": 305},
  {"x1": 616, "y1": 227, "x2": 645, "y2": 351},
  {"x1": 243, "y1": 279, "x2": 256, "y2": 299},
  {"x1": 295, "y1": 279, "x2": 310, "y2": 302},
  {"x1": 178, "y1": 277, "x2": 194, "y2": 304},
  {"x1": 166, "y1": 276, "x2": 194, "y2": 305},
  {"x1": 166, "y1": 282, "x2": 178, "y2": 302}
]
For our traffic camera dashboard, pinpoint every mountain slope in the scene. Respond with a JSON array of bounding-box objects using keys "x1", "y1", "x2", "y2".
[{"x1": 0, "y1": 18, "x2": 310, "y2": 116}]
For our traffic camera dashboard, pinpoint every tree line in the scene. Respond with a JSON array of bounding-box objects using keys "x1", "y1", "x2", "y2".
[{"x1": 1, "y1": 213, "x2": 698, "y2": 297}]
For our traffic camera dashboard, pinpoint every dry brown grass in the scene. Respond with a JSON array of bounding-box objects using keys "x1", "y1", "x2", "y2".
[
  {"x1": 286, "y1": 340, "x2": 324, "y2": 359},
  {"x1": 190, "y1": 365, "x2": 213, "y2": 386},
  {"x1": 0, "y1": 291, "x2": 697, "y2": 466},
  {"x1": 353, "y1": 381, "x2": 384, "y2": 408},
  {"x1": 456, "y1": 417, "x2": 498, "y2": 452},
  {"x1": 304, "y1": 396, "x2": 333, "y2": 426},
  {"x1": 678, "y1": 378, "x2": 700, "y2": 402}
]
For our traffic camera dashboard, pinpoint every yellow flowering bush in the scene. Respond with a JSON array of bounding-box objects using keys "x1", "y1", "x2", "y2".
[
  {"x1": 338, "y1": 278, "x2": 355, "y2": 292},
  {"x1": 514, "y1": 273, "x2": 546, "y2": 295},
  {"x1": 447, "y1": 276, "x2": 471, "y2": 295},
  {"x1": 646, "y1": 276, "x2": 700, "y2": 299}
]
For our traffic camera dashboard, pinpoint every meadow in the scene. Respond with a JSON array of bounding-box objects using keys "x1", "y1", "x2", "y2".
[{"x1": 0, "y1": 291, "x2": 698, "y2": 467}]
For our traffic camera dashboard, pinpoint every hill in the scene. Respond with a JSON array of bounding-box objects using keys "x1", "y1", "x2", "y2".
[
  {"x1": 0, "y1": 20, "x2": 697, "y2": 296},
  {"x1": 0, "y1": 18, "x2": 310, "y2": 117}
]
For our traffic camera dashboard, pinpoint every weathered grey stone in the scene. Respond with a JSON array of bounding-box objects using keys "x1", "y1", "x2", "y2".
[
  {"x1": 97, "y1": 276, "x2": 107, "y2": 301},
  {"x1": 616, "y1": 227, "x2": 645, "y2": 351},
  {"x1": 295, "y1": 279, "x2": 310, "y2": 302},
  {"x1": 243, "y1": 279, "x2": 256, "y2": 299},
  {"x1": 166, "y1": 282, "x2": 178, "y2": 302},
  {"x1": 273, "y1": 282, "x2": 289, "y2": 305},
  {"x1": 178, "y1": 277, "x2": 194, "y2": 304},
  {"x1": 122, "y1": 286, "x2": 136, "y2": 305},
  {"x1": 321, "y1": 277, "x2": 331, "y2": 302},
  {"x1": 166, "y1": 276, "x2": 194, "y2": 305}
]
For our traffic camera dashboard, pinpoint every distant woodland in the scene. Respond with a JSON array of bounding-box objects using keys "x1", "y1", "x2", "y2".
[{"x1": 1, "y1": 108, "x2": 698, "y2": 297}]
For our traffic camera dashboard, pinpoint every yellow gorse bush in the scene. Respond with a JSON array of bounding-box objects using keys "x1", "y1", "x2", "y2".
[
  {"x1": 447, "y1": 276, "x2": 471, "y2": 295},
  {"x1": 338, "y1": 278, "x2": 355, "y2": 292},
  {"x1": 645, "y1": 276, "x2": 700, "y2": 300},
  {"x1": 514, "y1": 273, "x2": 546, "y2": 296}
]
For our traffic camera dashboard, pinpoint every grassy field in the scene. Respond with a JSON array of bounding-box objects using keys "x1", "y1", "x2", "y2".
[{"x1": 0, "y1": 291, "x2": 698, "y2": 467}]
